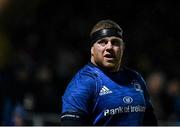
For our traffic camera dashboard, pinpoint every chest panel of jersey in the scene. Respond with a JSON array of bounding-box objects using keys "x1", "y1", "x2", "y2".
[{"x1": 92, "y1": 71, "x2": 146, "y2": 125}]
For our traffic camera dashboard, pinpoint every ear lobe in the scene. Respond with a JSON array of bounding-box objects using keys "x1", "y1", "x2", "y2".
[{"x1": 91, "y1": 47, "x2": 94, "y2": 55}]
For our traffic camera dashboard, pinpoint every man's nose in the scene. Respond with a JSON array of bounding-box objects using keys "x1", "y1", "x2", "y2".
[{"x1": 106, "y1": 41, "x2": 113, "y2": 49}]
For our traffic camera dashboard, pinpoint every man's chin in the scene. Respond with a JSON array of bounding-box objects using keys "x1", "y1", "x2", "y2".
[{"x1": 103, "y1": 62, "x2": 116, "y2": 69}]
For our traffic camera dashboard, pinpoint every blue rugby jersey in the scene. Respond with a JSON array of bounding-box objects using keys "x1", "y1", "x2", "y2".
[{"x1": 61, "y1": 62, "x2": 154, "y2": 126}]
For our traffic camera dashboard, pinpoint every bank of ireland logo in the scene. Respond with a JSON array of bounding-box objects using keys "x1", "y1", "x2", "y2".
[{"x1": 123, "y1": 96, "x2": 133, "y2": 104}]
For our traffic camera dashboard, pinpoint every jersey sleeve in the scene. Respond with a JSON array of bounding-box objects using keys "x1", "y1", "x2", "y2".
[
  {"x1": 137, "y1": 73, "x2": 158, "y2": 125},
  {"x1": 137, "y1": 74, "x2": 152, "y2": 108},
  {"x1": 61, "y1": 73, "x2": 95, "y2": 115}
]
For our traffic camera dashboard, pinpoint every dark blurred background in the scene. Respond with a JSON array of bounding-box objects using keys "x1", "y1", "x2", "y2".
[{"x1": 0, "y1": 0, "x2": 180, "y2": 125}]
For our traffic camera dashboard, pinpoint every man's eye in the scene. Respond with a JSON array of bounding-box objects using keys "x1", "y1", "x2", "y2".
[
  {"x1": 98, "y1": 40, "x2": 107, "y2": 45},
  {"x1": 111, "y1": 39, "x2": 123, "y2": 46}
]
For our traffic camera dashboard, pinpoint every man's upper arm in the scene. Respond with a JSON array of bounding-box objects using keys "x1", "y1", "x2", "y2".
[{"x1": 61, "y1": 74, "x2": 95, "y2": 125}]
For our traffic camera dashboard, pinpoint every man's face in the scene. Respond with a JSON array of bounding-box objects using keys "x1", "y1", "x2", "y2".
[{"x1": 91, "y1": 36, "x2": 124, "y2": 72}]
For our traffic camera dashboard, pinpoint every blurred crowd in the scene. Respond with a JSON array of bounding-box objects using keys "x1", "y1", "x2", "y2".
[
  {"x1": 146, "y1": 71, "x2": 180, "y2": 125},
  {"x1": 0, "y1": 0, "x2": 180, "y2": 125}
]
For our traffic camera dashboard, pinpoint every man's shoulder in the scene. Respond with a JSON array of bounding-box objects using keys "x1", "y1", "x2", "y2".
[
  {"x1": 123, "y1": 66, "x2": 141, "y2": 76},
  {"x1": 123, "y1": 66, "x2": 146, "y2": 86},
  {"x1": 64, "y1": 64, "x2": 97, "y2": 93},
  {"x1": 78, "y1": 63, "x2": 100, "y2": 77}
]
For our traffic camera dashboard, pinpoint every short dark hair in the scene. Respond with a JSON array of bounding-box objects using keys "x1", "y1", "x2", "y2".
[{"x1": 90, "y1": 19, "x2": 123, "y2": 36}]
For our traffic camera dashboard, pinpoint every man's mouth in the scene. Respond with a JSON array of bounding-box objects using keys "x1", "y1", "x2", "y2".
[{"x1": 104, "y1": 54, "x2": 115, "y2": 59}]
